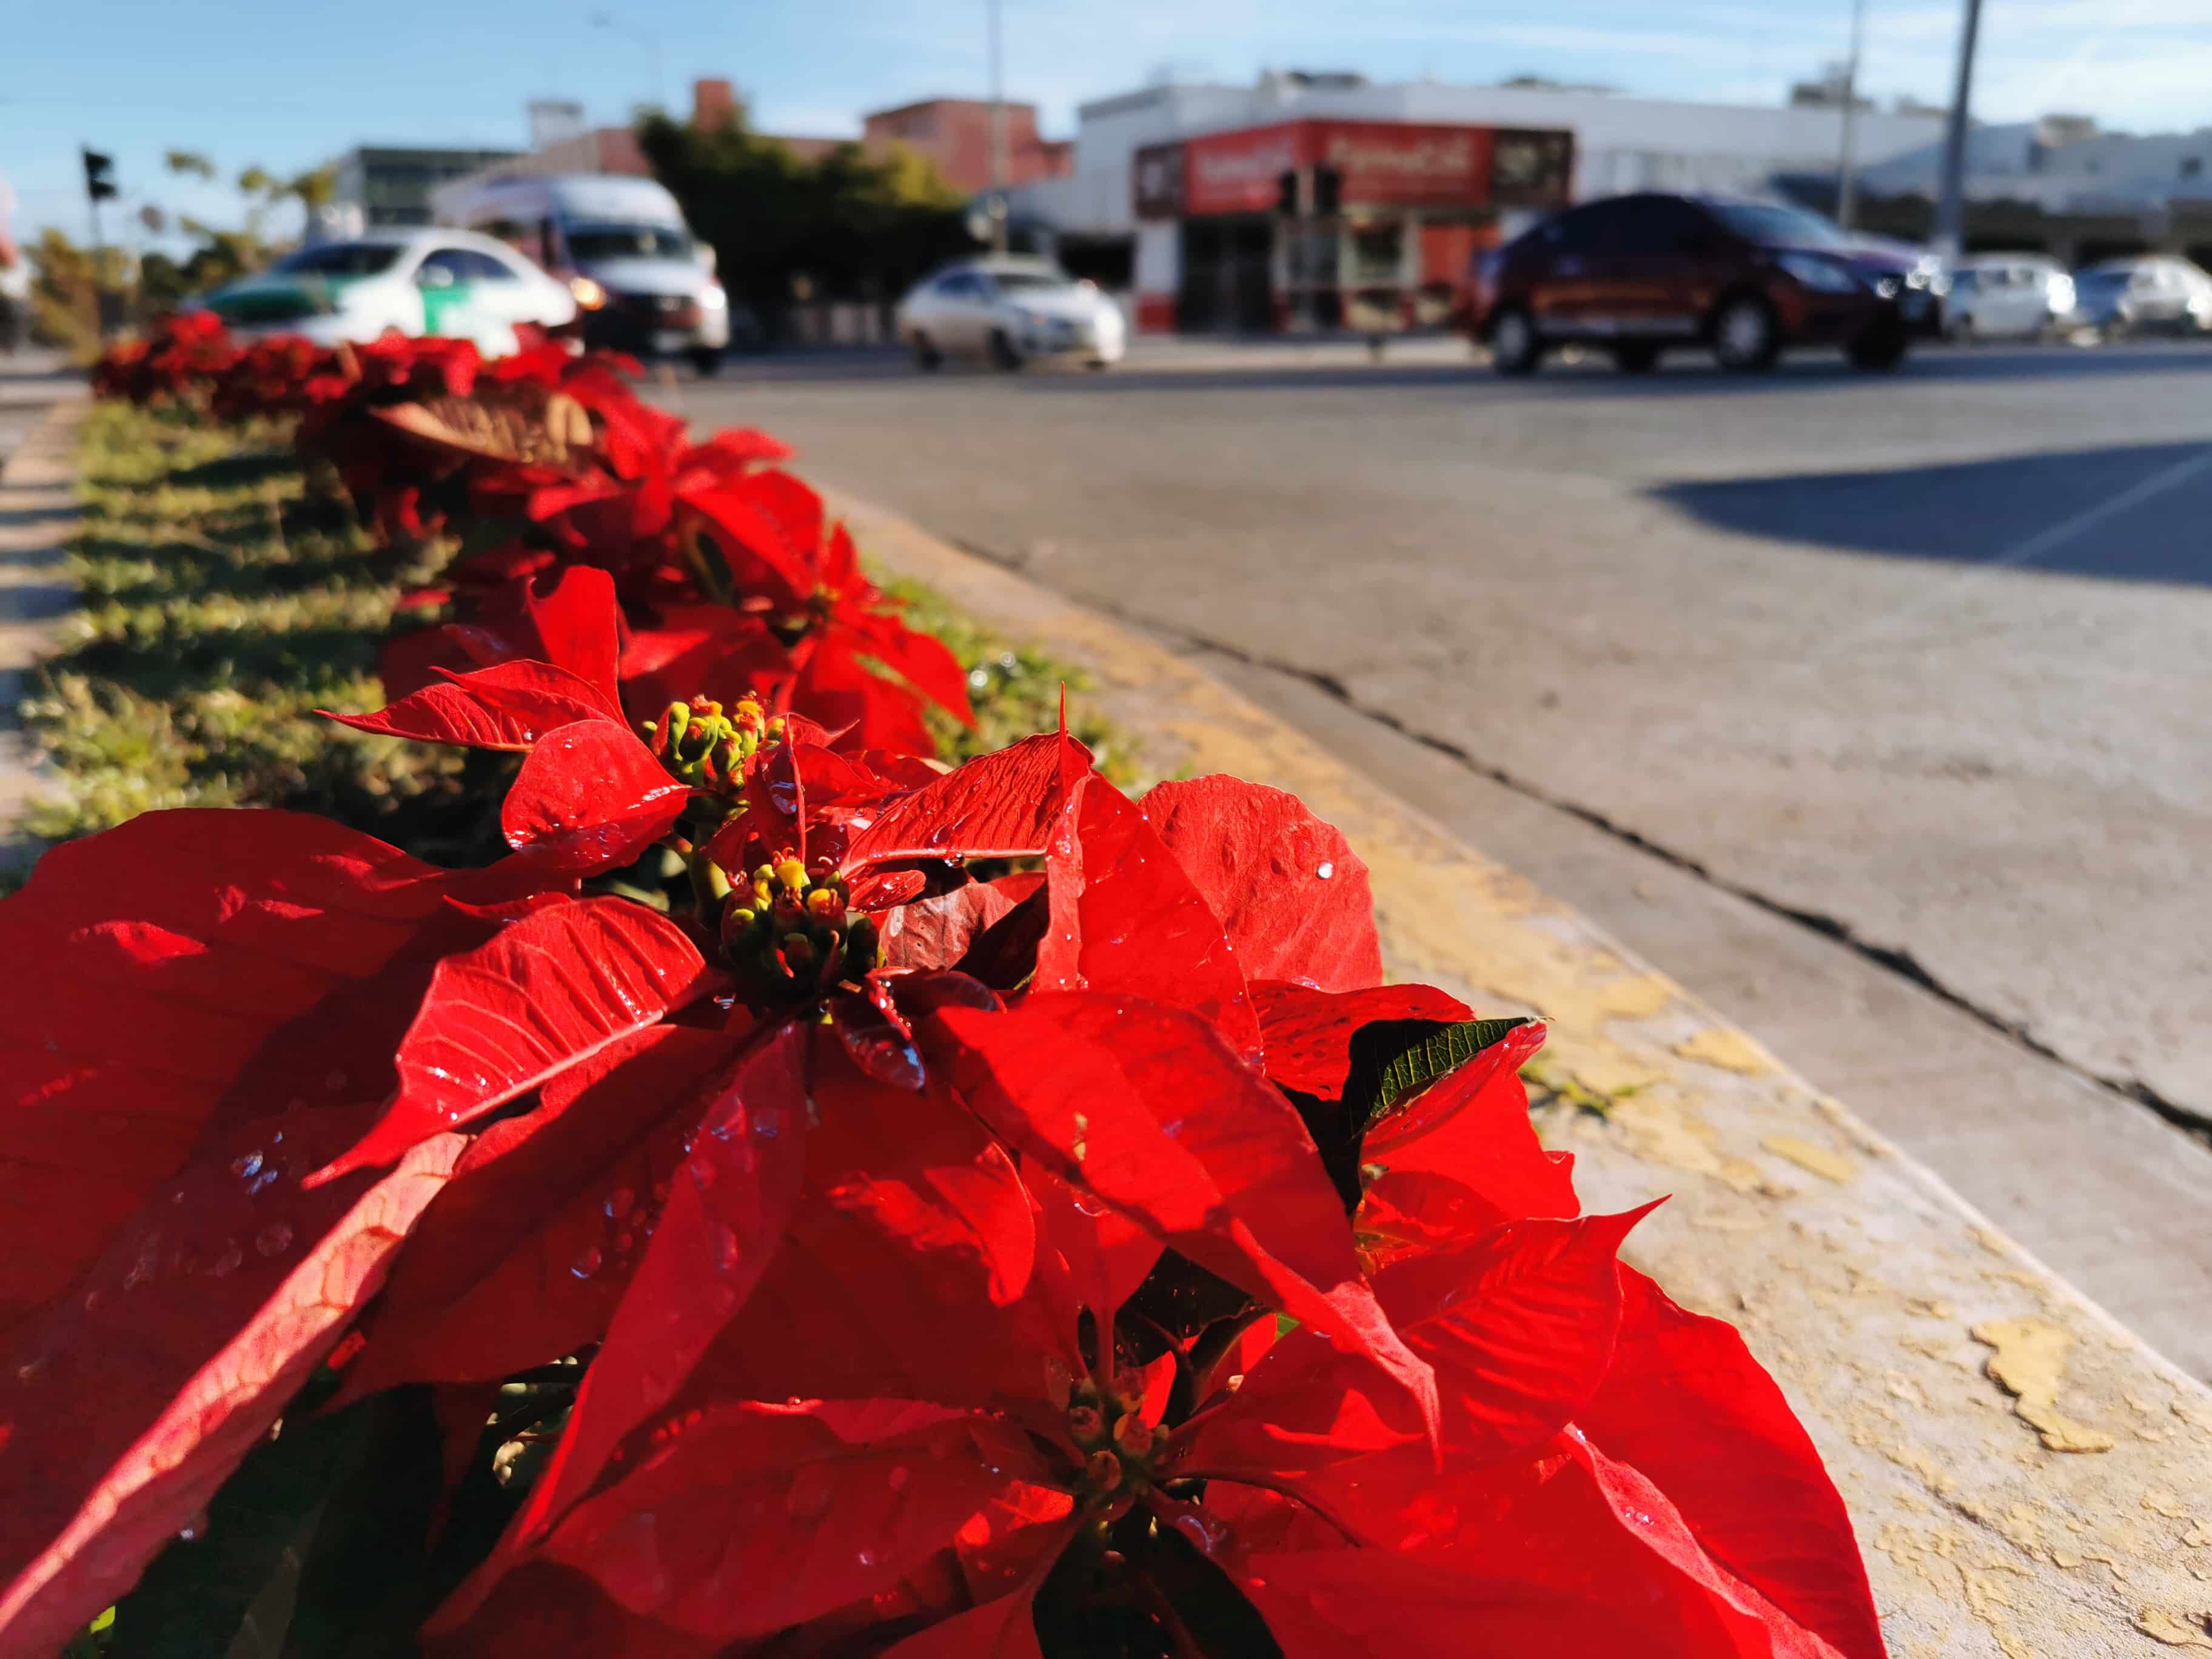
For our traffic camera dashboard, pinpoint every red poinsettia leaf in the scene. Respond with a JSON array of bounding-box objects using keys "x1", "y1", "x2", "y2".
[
  {"x1": 309, "y1": 898, "x2": 712, "y2": 1185},
  {"x1": 880, "y1": 873, "x2": 1042, "y2": 971},
  {"x1": 792, "y1": 637, "x2": 938, "y2": 759},
  {"x1": 497, "y1": 1021, "x2": 809, "y2": 1558},
  {"x1": 1024, "y1": 1159, "x2": 1160, "y2": 1338},
  {"x1": 0, "y1": 1130, "x2": 464, "y2": 1654},
  {"x1": 842, "y1": 603, "x2": 977, "y2": 726},
  {"x1": 499, "y1": 721, "x2": 691, "y2": 873},
  {"x1": 333, "y1": 1025, "x2": 745, "y2": 1400},
  {"x1": 1036, "y1": 774, "x2": 1262, "y2": 1067},
  {"x1": 379, "y1": 623, "x2": 494, "y2": 703},
  {"x1": 443, "y1": 1400, "x2": 1056, "y2": 1646},
  {"x1": 686, "y1": 426, "x2": 795, "y2": 469},
  {"x1": 882, "y1": 1518, "x2": 1074, "y2": 1659},
  {"x1": 0, "y1": 810, "x2": 548, "y2": 1335},
  {"x1": 1357, "y1": 1033, "x2": 1578, "y2": 1238},
  {"x1": 1575, "y1": 1267, "x2": 1884, "y2": 1659},
  {"x1": 668, "y1": 1037, "x2": 1039, "y2": 1413},
  {"x1": 1181, "y1": 1208, "x2": 1652, "y2": 1501},
  {"x1": 842, "y1": 731, "x2": 1089, "y2": 870},
  {"x1": 685, "y1": 477, "x2": 821, "y2": 603},
  {"x1": 515, "y1": 566, "x2": 625, "y2": 714},
  {"x1": 618, "y1": 608, "x2": 791, "y2": 723},
  {"x1": 1144, "y1": 777, "x2": 1382, "y2": 993},
  {"x1": 830, "y1": 987, "x2": 926, "y2": 1092},
  {"x1": 322, "y1": 659, "x2": 618, "y2": 752},
  {"x1": 925, "y1": 993, "x2": 1436, "y2": 1440},
  {"x1": 1250, "y1": 980, "x2": 1474, "y2": 1097},
  {"x1": 422, "y1": 1564, "x2": 714, "y2": 1659}
]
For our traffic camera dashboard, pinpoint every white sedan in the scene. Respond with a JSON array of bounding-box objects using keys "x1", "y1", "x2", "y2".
[
  {"x1": 196, "y1": 228, "x2": 577, "y2": 357},
  {"x1": 895, "y1": 257, "x2": 1126, "y2": 370}
]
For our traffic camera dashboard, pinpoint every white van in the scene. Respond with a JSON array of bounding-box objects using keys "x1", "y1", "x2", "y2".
[{"x1": 434, "y1": 173, "x2": 734, "y2": 370}]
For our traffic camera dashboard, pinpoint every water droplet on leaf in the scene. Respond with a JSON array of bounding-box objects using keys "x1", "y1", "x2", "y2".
[
  {"x1": 571, "y1": 1246, "x2": 603, "y2": 1279},
  {"x1": 255, "y1": 1223, "x2": 293, "y2": 1257}
]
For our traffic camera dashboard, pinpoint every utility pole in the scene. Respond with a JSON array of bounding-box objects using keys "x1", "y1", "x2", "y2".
[
  {"x1": 1933, "y1": 0, "x2": 1985, "y2": 260},
  {"x1": 1835, "y1": 0, "x2": 1866, "y2": 229},
  {"x1": 986, "y1": 0, "x2": 1008, "y2": 253}
]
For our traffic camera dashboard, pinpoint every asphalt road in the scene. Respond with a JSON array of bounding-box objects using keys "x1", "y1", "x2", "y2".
[{"x1": 665, "y1": 337, "x2": 2212, "y2": 1128}]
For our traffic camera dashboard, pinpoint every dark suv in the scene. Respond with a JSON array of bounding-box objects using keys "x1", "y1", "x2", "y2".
[{"x1": 1464, "y1": 194, "x2": 1942, "y2": 375}]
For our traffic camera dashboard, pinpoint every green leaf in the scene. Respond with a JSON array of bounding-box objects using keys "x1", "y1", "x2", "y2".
[
  {"x1": 1342, "y1": 1017, "x2": 1534, "y2": 1135},
  {"x1": 105, "y1": 1377, "x2": 443, "y2": 1658}
]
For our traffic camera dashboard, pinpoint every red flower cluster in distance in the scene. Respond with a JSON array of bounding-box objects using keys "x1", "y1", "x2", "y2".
[{"x1": 90, "y1": 315, "x2": 973, "y2": 759}]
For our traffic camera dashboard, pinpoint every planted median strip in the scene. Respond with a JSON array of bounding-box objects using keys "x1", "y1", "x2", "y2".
[{"x1": 1, "y1": 317, "x2": 1886, "y2": 1657}]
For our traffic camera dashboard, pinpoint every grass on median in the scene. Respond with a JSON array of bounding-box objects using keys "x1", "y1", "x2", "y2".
[{"x1": 15, "y1": 402, "x2": 1130, "y2": 877}]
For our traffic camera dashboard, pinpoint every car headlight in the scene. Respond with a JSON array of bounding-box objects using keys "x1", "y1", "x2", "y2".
[
  {"x1": 569, "y1": 275, "x2": 607, "y2": 310},
  {"x1": 2048, "y1": 276, "x2": 2075, "y2": 310},
  {"x1": 700, "y1": 284, "x2": 727, "y2": 309},
  {"x1": 1777, "y1": 252, "x2": 1863, "y2": 295}
]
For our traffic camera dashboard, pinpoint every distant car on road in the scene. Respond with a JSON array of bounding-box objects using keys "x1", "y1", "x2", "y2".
[
  {"x1": 895, "y1": 257, "x2": 1127, "y2": 371},
  {"x1": 195, "y1": 229, "x2": 577, "y2": 357},
  {"x1": 1943, "y1": 254, "x2": 2074, "y2": 341},
  {"x1": 1464, "y1": 193, "x2": 1944, "y2": 376},
  {"x1": 435, "y1": 173, "x2": 738, "y2": 373},
  {"x1": 2063, "y1": 256, "x2": 2212, "y2": 340}
]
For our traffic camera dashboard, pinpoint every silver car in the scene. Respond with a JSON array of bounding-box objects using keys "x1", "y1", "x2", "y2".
[
  {"x1": 2065, "y1": 256, "x2": 2212, "y2": 340},
  {"x1": 895, "y1": 258, "x2": 1128, "y2": 371}
]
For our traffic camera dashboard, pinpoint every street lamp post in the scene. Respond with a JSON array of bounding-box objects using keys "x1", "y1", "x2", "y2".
[
  {"x1": 1835, "y1": 0, "x2": 1866, "y2": 230},
  {"x1": 986, "y1": 0, "x2": 1009, "y2": 253},
  {"x1": 1934, "y1": 0, "x2": 1985, "y2": 260}
]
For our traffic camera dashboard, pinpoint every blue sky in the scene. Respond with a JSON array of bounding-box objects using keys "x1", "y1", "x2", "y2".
[{"x1": 7, "y1": 0, "x2": 2208, "y2": 242}]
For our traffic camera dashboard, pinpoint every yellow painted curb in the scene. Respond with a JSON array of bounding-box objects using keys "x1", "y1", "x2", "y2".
[{"x1": 833, "y1": 484, "x2": 2212, "y2": 1659}]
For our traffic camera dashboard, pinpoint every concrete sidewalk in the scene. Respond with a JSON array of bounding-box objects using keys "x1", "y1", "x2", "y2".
[
  {"x1": 0, "y1": 384, "x2": 86, "y2": 872},
  {"x1": 837, "y1": 483, "x2": 2212, "y2": 1658}
]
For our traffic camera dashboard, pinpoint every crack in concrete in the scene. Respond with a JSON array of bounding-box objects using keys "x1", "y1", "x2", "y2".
[{"x1": 943, "y1": 535, "x2": 2208, "y2": 1142}]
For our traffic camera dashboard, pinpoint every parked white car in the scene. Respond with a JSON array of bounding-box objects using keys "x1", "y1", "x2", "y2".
[
  {"x1": 1945, "y1": 254, "x2": 2073, "y2": 341},
  {"x1": 894, "y1": 257, "x2": 1126, "y2": 370},
  {"x1": 195, "y1": 229, "x2": 577, "y2": 357}
]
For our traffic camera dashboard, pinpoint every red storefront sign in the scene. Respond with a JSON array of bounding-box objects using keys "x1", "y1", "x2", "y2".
[
  {"x1": 1171, "y1": 120, "x2": 1496, "y2": 216},
  {"x1": 1137, "y1": 119, "x2": 1572, "y2": 219}
]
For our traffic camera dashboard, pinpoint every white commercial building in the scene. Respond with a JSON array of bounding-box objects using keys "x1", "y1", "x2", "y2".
[{"x1": 1011, "y1": 72, "x2": 1948, "y2": 333}]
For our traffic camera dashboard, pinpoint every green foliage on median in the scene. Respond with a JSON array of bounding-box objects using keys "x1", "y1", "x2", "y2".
[{"x1": 14, "y1": 402, "x2": 1129, "y2": 877}]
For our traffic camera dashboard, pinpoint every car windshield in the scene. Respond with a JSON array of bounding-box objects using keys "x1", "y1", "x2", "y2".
[
  {"x1": 2075, "y1": 269, "x2": 2133, "y2": 293},
  {"x1": 270, "y1": 243, "x2": 404, "y2": 278},
  {"x1": 1709, "y1": 203, "x2": 1846, "y2": 247},
  {"x1": 989, "y1": 270, "x2": 1080, "y2": 293},
  {"x1": 564, "y1": 223, "x2": 694, "y2": 261}
]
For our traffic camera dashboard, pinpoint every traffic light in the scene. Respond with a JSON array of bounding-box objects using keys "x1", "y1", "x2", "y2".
[
  {"x1": 1275, "y1": 169, "x2": 1299, "y2": 216},
  {"x1": 81, "y1": 148, "x2": 118, "y2": 203},
  {"x1": 1312, "y1": 164, "x2": 1342, "y2": 216}
]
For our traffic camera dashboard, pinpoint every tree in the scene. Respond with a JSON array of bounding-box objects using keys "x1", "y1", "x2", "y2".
[{"x1": 634, "y1": 110, "x2": 976, "y2": 332}]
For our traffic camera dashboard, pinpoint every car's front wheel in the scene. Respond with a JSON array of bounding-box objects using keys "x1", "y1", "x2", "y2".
[
  {"x1": 988, "y1": 329, "x2": 1024, "y2": 372},
  {"x1": 688, "y1": 347, "x2": 723, "y2": 377},
  {"x1": 911, "y1": 332, "x2": 943, "y2": 372},
  {"x1": 1488, "y1": 307, "x2": 1544, "y2": 376},
  {"x1": 1712, "y1": 295, "x2": 1781, "y2": 372}
]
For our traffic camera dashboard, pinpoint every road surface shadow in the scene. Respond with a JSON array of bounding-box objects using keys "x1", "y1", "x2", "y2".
[{"x1": 1655, "y1": 441, "x2": 2212, "y2": 585}]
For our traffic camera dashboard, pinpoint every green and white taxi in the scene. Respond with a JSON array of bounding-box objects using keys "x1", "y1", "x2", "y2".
[{"x1": 195, "y1": 228, "x2": 578, "y2": 356}]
